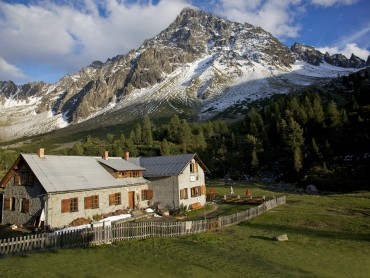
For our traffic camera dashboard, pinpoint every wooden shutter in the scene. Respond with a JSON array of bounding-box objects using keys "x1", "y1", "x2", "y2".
[
  {"x1": 61, "y1": 199, "x2": 70, "y2": 213},
  {"x1": 201, "y1": 185, "x2": 206, "y2": 195},
  {"x1": 14, "y1": 173, "x2": 20, "y2": 185},
  {"x1": 4, "y1": 197, "x2": 11, "y2": 210},
  {"x1": 84, "y1": 196, "x2": 92, "y2": 209},
  {"x1": 147, "y1": 189, "x2": 153, "y2": 200},
  {"x1": 109, "y1": 194, "x2": 115, "y2": 206}
]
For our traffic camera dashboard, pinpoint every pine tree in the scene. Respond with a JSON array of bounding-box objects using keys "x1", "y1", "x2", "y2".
[
  {"x1": 135, "y1": 123, "x2": 142, "y2": 144},
  {"x1": 169, "y1": 114, "x2": 182, "y2": 143},
  {"x1": 245, "y1": 134, "x2": 259, "y2": 169},
  {"x1": 311, "y1": 137, "x2": 323, "y2": 160},
  {"x1": 160, "y1": 139, "x2": 171, "y2": 155},
  {"x1": 143, "y1": 115, "x2": 153, "y2": 146},
  {"x1": 293, "y1": 147, "x2": 303, "y2": 172},
  {"x1": 179, "y1": 119, "x2": 192, "y2": 153},
  {"x1": 327, "y1": 101, "x2": 341, "y2": 127},
  {"x1": 312, "y1": 95, "x2": 324, "y2": 124}
]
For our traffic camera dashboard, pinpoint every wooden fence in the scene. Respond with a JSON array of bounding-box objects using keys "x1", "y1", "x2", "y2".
[{"x1": 0, "y1": 196, "x2": 285, "y2": 256}]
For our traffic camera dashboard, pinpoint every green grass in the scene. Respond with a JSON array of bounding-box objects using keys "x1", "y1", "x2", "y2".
[{"x1": 0, "y1": 185, "x2": 369, "y2": 278}]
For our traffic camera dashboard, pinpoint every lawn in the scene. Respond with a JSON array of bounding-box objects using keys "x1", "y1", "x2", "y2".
[{"x1": 0, "y1": 183, "x2": 369, "y2": 278}]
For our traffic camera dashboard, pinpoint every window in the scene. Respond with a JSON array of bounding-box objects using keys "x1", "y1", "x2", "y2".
[
  {"x1": 180, "y1": 188, "x2": 188, "y2": 200},
  {"x1": 191, "y1": 186, "x2": 201, "y2": 197},
  {"x1": 14, "y1": 173, "x2": 20, "y2": 185},
  {"x1": 190, "y1": 161, "x2": 198, "y2": 173},
  {"x1": 61, "y1": 198, "x2": 79, "y2": 213},
  {"x1": 21, "y1": 198, "x2": 30, "y2": 213},
  {"x1": 84, "y1": 195, "x2": 99, "y2": 209},
  {"x1": 141, "y1": 189, "x2": 153, "y2": 201},
  {"x1": 109, "y1": 193, "x2": 121, "y2": 206},
  {"x1": 4, "y1": 197, "x2": 15, "y2": 211},
  {"x1": 14, "y1": 169, "x2": 34, "y2": 186}
]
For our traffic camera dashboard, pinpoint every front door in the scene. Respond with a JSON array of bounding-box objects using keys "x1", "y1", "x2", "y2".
[{"x1": 128, "y1": 191, "x2": 135, "y2": 209}]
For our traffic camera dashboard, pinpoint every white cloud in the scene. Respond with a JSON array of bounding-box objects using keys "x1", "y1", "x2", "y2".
[
  {"x1": 317, "y1": 43, "x2": 370, "y2": 60},
  {"x1": 311, "y1": 0, "x2": 359, "y2": 7},
  {"x1": 215, "y1": 0, "x2": 303, "y2": 39},
  {"x1": 0, "y1": 0, "x2": 191, "y2": 83},
  {"x1": 0, "y1": 57, "x2": 28, "y2": 82}
]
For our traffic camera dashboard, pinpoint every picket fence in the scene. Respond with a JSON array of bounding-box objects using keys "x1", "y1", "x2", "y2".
[{"x1": 0, "y1": 196, "x2": 286, "y2": 256}]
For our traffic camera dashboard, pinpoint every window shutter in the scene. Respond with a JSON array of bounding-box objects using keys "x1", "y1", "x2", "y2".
[
  {"x1": 61, "y1": 199, "x2": 70, "y2": 213},
  {"x1": 201, "y1": 185, "x2": 206, "y2": 195},
  {"x1": 109, "y1": 194, "x2": 115, "y2": 206},
  {"x1": 4, "y1": 197, "x2": 11, "y2": 210},
  {"x1": 15, "y1": 173, "x2": 20, "y2": 185},
  {"x1": 147, "y1": 189, "x2": 153, "y2": 200},
  {"x1": 84, "y1": 196, "x2": 92, "y2": 209},
  {"x1": 94, "y1": 195, "x2": 99, "y2": 208}
]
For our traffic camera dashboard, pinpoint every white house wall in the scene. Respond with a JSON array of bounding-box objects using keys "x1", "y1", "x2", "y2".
[
  {"x1": 148, "y1": 160, "x2": 206, "y2": 211},
  {"x1": 177, "y1": 161, "x2": 206, "y2": 209}
]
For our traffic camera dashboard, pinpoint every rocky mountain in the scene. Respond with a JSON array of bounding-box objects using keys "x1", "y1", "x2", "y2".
[
  {"x1": 291, "y1": 43, "x2": 366, "y2": 68},
  {"x1": 0, "y1": 8, "x2": 368, "y2": 141}
]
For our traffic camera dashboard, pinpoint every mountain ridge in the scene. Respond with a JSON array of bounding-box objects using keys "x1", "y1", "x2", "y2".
[{"x1": 0, "y1": 7, "x2": 368, "y2": 141}]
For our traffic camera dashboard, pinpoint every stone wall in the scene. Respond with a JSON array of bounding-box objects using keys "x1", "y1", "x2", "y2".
[
  {"x1": 46, "y1": 183, "x2": 149, "y2": 228},
  {"x1": 2, "y1": 176, "x2": 46, "y2": 226}
]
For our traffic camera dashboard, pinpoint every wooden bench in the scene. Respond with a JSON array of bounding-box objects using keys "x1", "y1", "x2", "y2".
[{"x1": 190, "y1": 202, "x2": 203, "y2": 210}]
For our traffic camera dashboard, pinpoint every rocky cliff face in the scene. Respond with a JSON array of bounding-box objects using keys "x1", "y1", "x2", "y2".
[
  {"x1": 0, "y1": 8, "x2": 367, "y2": 141},
  {"x1": 291, "y1": 42, "x2": 368, "y2": 68}
]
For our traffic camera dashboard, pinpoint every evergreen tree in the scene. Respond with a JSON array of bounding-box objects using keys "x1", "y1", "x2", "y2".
[
  {"x1": 312, "y1": 95, "x2": 324, "y2": 124},
  {"x1": 70, "y1": 142, "x2": 84, "y2": 155},
  {"x1": 245, "y1": 134, "x2": 259, "y2": 169},
  {"x1": 179, "y1": 119, "x2": 192, "y2": 153},
  {"x1": 135, "y1": 123, "x2": 142, "y2": 144},
  {"x1": 169, "y1": 114, "x2": 182, "y2": 143},
  {"x1": 160, "y1": 139, "x2": 171, "y2": 155},
  {"x1": 119, "y1": 133, "x2": 126, "y2": 145},
  {"x1": 311, "y1": 137, "x2": 323, "y2": 160},
  {"x1": 327, "y1": 101, "x2": 341, "y2": 127},
  {"x1": 143, "y1": 115, "x2": 153, "y2": 146},
  {"x1": 106, "y1": 133, "x2": 114, "y2": 144}
]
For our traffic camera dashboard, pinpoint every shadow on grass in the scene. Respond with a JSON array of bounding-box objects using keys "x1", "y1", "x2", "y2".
[
  {"x1": 241, "y1": 222, "x2": 370, "y2": 242},
  {"x1": 249, "y1": 235, "x2": 274, "y2": 241}
]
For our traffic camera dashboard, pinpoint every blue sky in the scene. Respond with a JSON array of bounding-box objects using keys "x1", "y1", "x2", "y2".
[{"x1": 0, "y1": 0, "x2": 369, "y2": 85}]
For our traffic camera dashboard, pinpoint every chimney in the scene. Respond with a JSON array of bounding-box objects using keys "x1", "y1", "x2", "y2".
[
  {"x1": 102, "y1": 151, "x2": 109, "y2": 160},
  {"x1": 124, "y1": 151, "x2": 130, "y2": 161},
  {"x1": 37, "y1": 148, "x2": 45, "y2": 159}
]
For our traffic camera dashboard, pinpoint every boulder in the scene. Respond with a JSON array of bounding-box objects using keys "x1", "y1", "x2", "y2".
[
  {"x1": 274, "y1": 234, "x2": 288, "y2": 241},
  {"x1": 305, "y1": 184, "x2": 318, "y2": 194}
]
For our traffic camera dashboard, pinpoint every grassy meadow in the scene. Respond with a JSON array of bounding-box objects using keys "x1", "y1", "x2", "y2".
[{"x1": 0, "y1": 183, "x2": 369, "y2": 278}]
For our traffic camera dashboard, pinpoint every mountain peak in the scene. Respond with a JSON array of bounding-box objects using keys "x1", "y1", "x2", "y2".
[
  {"x1": 0, "y1": 8, "x2": 363, "y2": 141},
  {"x1": 291, "y1": 42, "x2": 366, "y2": 68}
]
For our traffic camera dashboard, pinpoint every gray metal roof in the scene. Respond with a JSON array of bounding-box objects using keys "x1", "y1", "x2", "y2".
[
  {"x1": 96, "y1": 157, "x2": 145, "y2": 171},
  {"x1": 130, "y1": 153, "x2": 208, "y2": 177},
  {"x1": 22, "y1": 154, "x2": 147, "y2": 193}
]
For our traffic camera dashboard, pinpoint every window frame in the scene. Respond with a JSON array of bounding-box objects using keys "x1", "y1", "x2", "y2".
[
  {"x1": 109, "y1": 193, "x2": 121, "y2": 206},
  {"x1": 141, "y1": 189, "x2": 153, "y2": 201},
  {"x1": 84, "y1": 195, "x2": 99, "y2": 209},
  {"x1": 21, "y1": 198, "x2": 30, "y2": 213},
  {"x1": 61, "y1": 197, "x2": 79, "y2": 213},
  {"x1": 180, "y1": 188, "x2": 188, "y2": 200}
]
